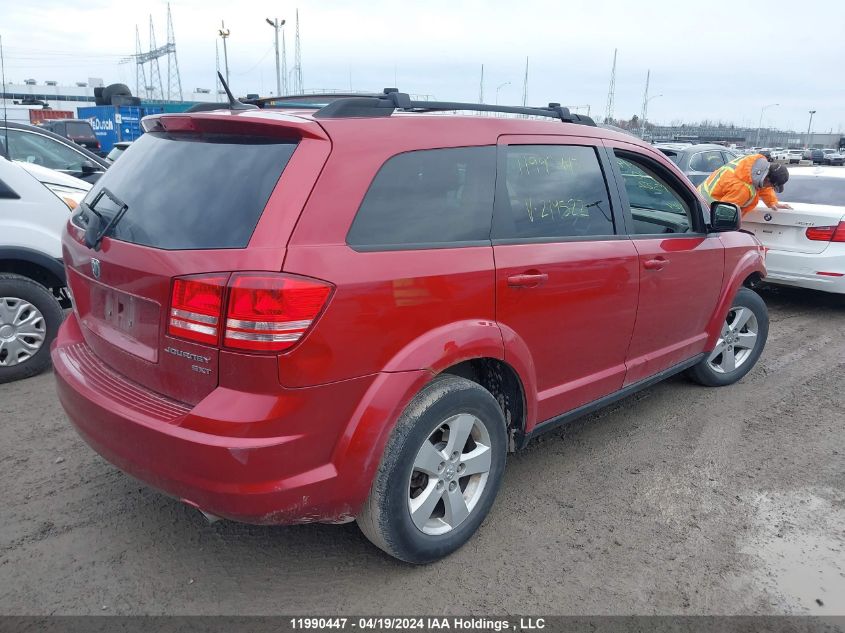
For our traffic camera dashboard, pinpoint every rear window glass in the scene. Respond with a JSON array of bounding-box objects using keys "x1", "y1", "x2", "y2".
[
  {"x1": 66, "y1": 122, "x2": 94, "y2": 137},
  {"x1": 80, "y1": 132, "x2": 297, "y2": 250},
  {"x1": 347, "y1": 147, "x2": 496, "y2": 249},
  {"x1": 779, "y1": 176, "x2": 845, "y2": 205}
]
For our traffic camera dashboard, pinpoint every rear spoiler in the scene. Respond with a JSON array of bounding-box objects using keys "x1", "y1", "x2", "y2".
[{"x1": 140, "y1": 112, "x2": 329, "y2": 141}]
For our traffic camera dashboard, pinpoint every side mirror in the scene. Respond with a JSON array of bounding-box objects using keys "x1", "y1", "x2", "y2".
[
  {"x1": 710, "y1": 201, "x2": 741, "y2": 232},
  {"x1": 80, "y1": 161, "x2": 100, "y2": 175}
]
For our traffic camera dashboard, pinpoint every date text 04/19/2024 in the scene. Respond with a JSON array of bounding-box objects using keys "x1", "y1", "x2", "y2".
[{"x1": 289, "y1": 617, "x2": 546, "y2": 631}]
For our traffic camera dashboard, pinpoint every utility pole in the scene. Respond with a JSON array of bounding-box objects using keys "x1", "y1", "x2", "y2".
[
  {"x1": 479, "y1": 64, "x2": 484, "y2": 103},
  {"x1": 806, "y1": 110, "x2": 817, "y2": 148},
  {"x1": 218, "y1": 21, "x2": 230, "y2": 87},
  {"x1": 605, "y1": 48, "x2": 617, "y2": 124},
  {"x1": 265, "y1": 18, "x2": 286, "y2": 97}
]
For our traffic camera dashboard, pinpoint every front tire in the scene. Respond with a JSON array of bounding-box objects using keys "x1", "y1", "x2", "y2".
[
  {"x1": 687, "y1": 287, "x2": 768, "y2": 387},
  {"x1": 0, "y1": 274, "x2": 64, "y2": 384},
  {"x1": 357, "y1": 375, "x2": 507, "y2": 564}
]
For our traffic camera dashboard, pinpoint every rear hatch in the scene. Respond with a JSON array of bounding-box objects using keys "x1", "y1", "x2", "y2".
[
  {"x1": 744, "y1": 203, "x2": 845, "y2": 254},
  {"x1": 62, "y1": 112, "x2": 330, "y2": 405}
]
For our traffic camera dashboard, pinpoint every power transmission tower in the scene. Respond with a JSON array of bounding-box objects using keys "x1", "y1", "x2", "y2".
[
  {"x1": 479, "y1": 64, "x2": 484, "y2": 103},
  {"x1": 147, "y1": 16, "x2": 165, "y2": 101},
  {"x1": 133, "y1": 8, "x2": 183, "y2": 102},
  {"x1": 604, "y1": 48, "x2": 617, "y2": 123},
  {"x1": 281, "y1": 22, "x2": 288, "y2": 95},
  {"x1": 521, "y1": 57, "x2": 528, "y2": 107},
  {"x1": 135, "y1": 26, "x2": 147, "y2": 98},
  {"x1": 293, "y1": 9, "x2": 303, "y2": 94},
  {"x1": 165, "y1": 3, "x2": 182, "y2": 102}
]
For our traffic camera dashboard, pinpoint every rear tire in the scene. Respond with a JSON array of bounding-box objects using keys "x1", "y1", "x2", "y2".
[
  {"x1": 0, "y1": 274, "x2": 64, "y2": 384},
  {"x1": 687, "y1": 287, "x2": 768, "y2": 387},
  {"x1": 357, "y1": 375, "x2": 507, "y2": 564}
]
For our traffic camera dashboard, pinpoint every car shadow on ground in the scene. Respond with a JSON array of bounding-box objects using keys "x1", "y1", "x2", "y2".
[{"x1": 755, "y1": 283, "x2": 845, "y2": 312}]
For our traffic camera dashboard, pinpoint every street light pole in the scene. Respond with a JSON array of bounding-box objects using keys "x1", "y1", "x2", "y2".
[
  {"x1": 755, "y1": 103, "x2": 779, "y2": 147},
  {"x1": 217, "y1": 21, "x2": 230, "y2": 87},
  {"x1": 266, "y1": 18, "x2": 286, "y2": 97},
  {"x1": 495, "y1": 81, "x2": 510, "y2": 105},
  {"x1": 806, "y1": 110, "x2": 817, "y2": 149}
]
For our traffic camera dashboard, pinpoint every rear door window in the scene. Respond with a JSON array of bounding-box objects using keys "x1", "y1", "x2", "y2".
[
  {"x1": 493, "y1": 144, "x2": 615, "y2": 241},
  {"x1": 80, "y1": 132, "x2": 297, "y2": 250},
  {"x1": 346, "y1": 146, "x2": 496, "y2": 249}
]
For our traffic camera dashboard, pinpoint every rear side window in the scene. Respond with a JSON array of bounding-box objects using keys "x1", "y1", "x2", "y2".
[
  {"x1": 81, "y1": 132, "x2": 297, "y2": 250},
  {"x1": 493, "y1": 144, "x2": 615, "y2": 241},
  {"x1": 346, "y1": 147, "x2": 496, "y2": 249}
]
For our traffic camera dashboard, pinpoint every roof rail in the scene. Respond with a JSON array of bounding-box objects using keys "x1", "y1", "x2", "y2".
[{"x1": 312, "y1": 89, "x2": 597, "y2": 126}]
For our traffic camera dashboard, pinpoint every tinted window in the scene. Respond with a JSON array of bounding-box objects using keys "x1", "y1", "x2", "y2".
[
  {"x1": 659, "y1": 149, "x2": 681, "y2": 165},
  {"x1": 80, "y1": 132, "x2": 297, "y2": 250},
  {"x1": 347, "y1": 147, "x2": 496, "y2": 248},
  {"x1": 493, "y1": 145, "x2": 614, "y2": 240},
  {"x1": 5, "y1": 129, "x2": 87, "y2": 172},
  {"x1": 779, "y1": 176, "x2": 845, "y2": 205},
  {"x1": 689, "y1": 150, "x2": 726, "y2": 173},
  {"x1": 66, "y1": 122, "x2": 95, "y2": 138},
  {"x1": 616, "y1": 155, "x2": 693, "y2": 234}
]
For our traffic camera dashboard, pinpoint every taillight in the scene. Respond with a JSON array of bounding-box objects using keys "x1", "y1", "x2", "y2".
[
  {"x1": 224, "y1": 274, "x2": 332, "y2": 351},
  {"x1": 168, "y1": 274, "x2": 228, "y2": 344},
  {"x1": 806, "y1": 222, "x2": 845, "y2": 243}
]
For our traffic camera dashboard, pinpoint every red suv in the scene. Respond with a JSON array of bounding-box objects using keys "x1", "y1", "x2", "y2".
[{"x1": 52, "y1": 91, "x2": 768, "y2": 563}]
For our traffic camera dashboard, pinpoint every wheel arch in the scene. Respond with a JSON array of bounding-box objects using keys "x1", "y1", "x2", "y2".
[
  {"x1": 0, "y1": 247, "x2": 66, "y2": 291},
  {"x1": 706, "y1": 249, "x2": 766, "y2": 349}
]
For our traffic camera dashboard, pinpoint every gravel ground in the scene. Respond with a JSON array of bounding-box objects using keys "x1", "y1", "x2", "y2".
[{"x1": 0, "y1": 285, "x2": 843, "y2": 616}]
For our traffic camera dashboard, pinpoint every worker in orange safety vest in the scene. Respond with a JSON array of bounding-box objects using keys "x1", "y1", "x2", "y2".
[{"x1": 698, "y1": 154, "x2": 791, "y2": 216}]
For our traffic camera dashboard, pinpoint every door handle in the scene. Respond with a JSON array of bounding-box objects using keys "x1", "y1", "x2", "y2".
[
  {"x1": 643, "y1": 257, "x2": 669, "y2": 271},
  {"x1": 507, "y1": 272, "x2": 549, "y2": 288}
]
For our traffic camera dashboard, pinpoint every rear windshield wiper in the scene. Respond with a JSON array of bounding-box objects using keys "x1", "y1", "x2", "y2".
[{"x1": 80, "y1": 187, "x2": 130, "y2": 251}]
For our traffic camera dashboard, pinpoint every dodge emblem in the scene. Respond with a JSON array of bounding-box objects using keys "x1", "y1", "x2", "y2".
[
  {"x1": 764, "y1": 213, "x2": 773, "y2": 222},
  {"x1": 91, "y1": 258, "x2": 101, "y2": 279}
]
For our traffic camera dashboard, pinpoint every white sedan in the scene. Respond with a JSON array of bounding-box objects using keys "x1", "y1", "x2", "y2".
[{"x1": 744, "y1": 166, "x2": 845, "y2": 294}]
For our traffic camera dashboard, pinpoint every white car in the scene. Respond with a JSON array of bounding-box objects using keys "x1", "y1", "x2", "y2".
[
  {"x1": 744, "y1": 166, "x2": 845, "y2": 294},
  {"x1": 785, "y1": 149, "x2": 805, "y2": 164},
  {"x1": 0, "y1": 157, "x2": 90, "y2": 382}
]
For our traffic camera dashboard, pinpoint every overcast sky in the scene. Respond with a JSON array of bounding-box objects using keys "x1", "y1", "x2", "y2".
[{"x1": 2, "y1": 0, "x2": 843, "y2": 132}]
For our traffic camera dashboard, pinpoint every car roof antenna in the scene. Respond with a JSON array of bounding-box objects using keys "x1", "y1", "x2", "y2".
[
  {"x1": 1, "y1": 34, "x2": 10, "y2": 159},
  {"x1": 217, "y1": 72, "x2": 258, "y2": 111}
]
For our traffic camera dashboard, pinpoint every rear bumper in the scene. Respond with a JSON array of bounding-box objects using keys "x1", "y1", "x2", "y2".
[
  {"x1": 764, "y1": 248, "x2": 845, "y2": 294},
  {"x1": 51, "y1": 312, "x2": 397, "y2": 525}
]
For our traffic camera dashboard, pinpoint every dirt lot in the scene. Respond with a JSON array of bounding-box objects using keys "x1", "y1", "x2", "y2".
[{"x1": 1, "y1": 285, "x2": 843, "y2": 616}]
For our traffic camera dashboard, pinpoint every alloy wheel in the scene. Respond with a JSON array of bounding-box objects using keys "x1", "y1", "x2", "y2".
[
  {"x1": 407, "y1": 413, "x2": 493, "y2": 536},
  {"x1": 707, "y1": 305, "x2": 759, "y2": 375}
]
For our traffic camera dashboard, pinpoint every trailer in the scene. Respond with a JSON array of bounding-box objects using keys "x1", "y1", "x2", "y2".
[{"x1": 76, "y1": 105, "x2": 163, "y2": 153}]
